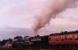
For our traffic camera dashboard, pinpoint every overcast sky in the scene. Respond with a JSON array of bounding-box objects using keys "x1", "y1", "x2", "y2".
[{"x1": 0, "y1": 0, "x2": 78, "y2": 39}]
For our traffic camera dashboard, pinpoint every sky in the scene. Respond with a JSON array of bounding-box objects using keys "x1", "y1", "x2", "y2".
[{"x1": 0, "y1": 0, "x2": 78, "y2": 39}]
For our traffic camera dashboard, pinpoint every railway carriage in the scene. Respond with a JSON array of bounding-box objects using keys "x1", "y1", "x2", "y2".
[{"x1": 48, "y1": 31, "x2": 78, "y2": 45}]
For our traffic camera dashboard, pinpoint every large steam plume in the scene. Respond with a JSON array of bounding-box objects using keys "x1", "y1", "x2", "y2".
[{"x1": 32, "y1": 0, "x2": 74, "y2": 36}]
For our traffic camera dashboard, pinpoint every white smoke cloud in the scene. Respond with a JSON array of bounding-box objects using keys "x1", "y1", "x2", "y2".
[{"x1": 38, "y1": 1, "x2": 78, "y2": 36}]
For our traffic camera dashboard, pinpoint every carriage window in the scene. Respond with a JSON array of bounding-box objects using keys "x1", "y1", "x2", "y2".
[
  {"x1": 67, "y1": 34, "x2": 77, "y2": 40},
  {"x1": 75, "y1": 34, "x2": 78, "y2": 40}
]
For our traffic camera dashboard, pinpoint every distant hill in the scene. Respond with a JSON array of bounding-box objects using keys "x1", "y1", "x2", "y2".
[{"x1": 0, "y1": 27, "x2": 35, "y2": 40}]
